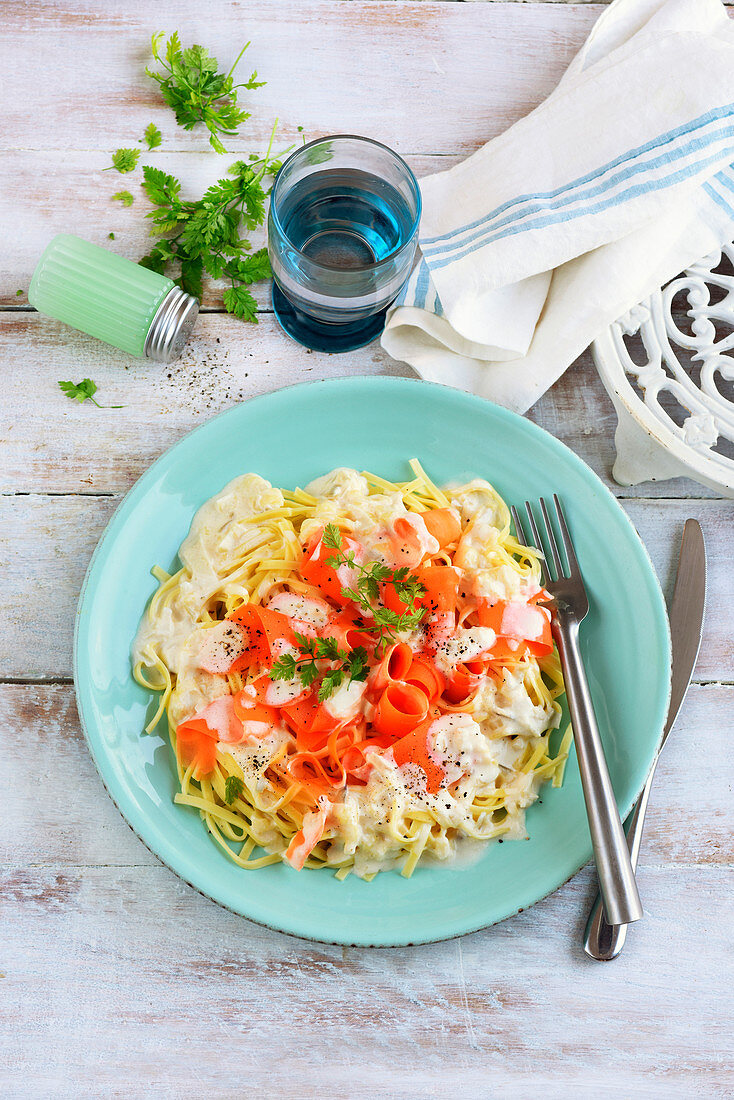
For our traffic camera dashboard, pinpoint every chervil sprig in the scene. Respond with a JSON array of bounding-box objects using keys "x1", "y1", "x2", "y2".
[
  {"x1": 106, "y1": 148, "x2": 140, "y2": 174},
  {"x1": 146, "y1": 32, "x2": 265, "y2": 154},
  {"x1": 323, "y1": 525, "x2": 426, "y2": 646},
  {"x1": 138, "y1": 124, "x2": 287, "y2": 309},
  {"x1": 144, "y1": 123, "x2": 162, "y2": 150},
  {"x1": 58, "y1": 378, "x2": 124, "y2": 409},
  {"x1": 269, "y1": 633, "x2": 369, "y2": 702},
  {"x1": 224, "y1": 775, "x2": 245, "y2": 804}
]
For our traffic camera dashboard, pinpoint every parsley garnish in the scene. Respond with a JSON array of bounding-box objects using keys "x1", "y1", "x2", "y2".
[
  {"x1": 268, "y1": 527, "x2": 427, "y2": 699},
  {"x1": 58, "y1": 378, "x2": 123, "y2": 409},
  {"x1": 323, "y1": 525, "x2": 426, "y2": 646},
  {"x1": 111, "y1": 190, "x2": 134, "y2": 207},
  {"x1": 146, "y1": 32, "x2": 265, "y2": 154},
  {"x1": 224, "y1": 775, "x2": 245, "y2": 804},
  {"x1": 270, "y1": 633, "x2": 369, "y2": 702},
  {"x1": 106, "y1": 148, "x2": 140, "y2": 174},
  {"x1": 138, "y1": 135, "x2": 284, "y2": 310},
  {"x1": 144, "y1": 123, "x2": 162, "y2": 150}
]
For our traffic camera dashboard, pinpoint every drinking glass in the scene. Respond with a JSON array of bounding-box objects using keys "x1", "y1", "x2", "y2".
[{"x1": 268, "y1": 135, "x2": 421, "y2": 352}]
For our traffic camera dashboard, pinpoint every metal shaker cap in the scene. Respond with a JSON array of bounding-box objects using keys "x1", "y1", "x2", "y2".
[{"x1": 145, "y1": 285, "x2": 200, "y2": 363}]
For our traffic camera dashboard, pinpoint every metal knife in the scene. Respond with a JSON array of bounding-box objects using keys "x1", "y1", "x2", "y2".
[{"x1": 583, "y1": 518, "x2": 707, "y2": 961}]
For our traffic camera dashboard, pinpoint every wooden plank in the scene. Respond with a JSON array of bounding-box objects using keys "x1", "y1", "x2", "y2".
[
  {"x1": 2, "y1": 682, "x2": 731, "y2": 868},
  {"x1": 0, "y1": 312, "x2": 416, "y2": 496},
  {"x1": 1, "y1": 684, "x2": 159, "y2": 868},
  {"x1": 0, "y1": 152, "x2": 456, "y2": 309},
  {"x1": 1, "y1": 489, "x2": 731, "y2": 684},
  {"x1": 0, "y1": 859, "x2": 731, "y2": 1097},
  {"x1": 621, "y1": 499, "x2": 733, "y2": 683},
  {"x1": 2, "y1": 2, "x2": 599, "y2": 155},
  {"x1": 0, "y1": 311, "x2": 721, "y2": 499}
]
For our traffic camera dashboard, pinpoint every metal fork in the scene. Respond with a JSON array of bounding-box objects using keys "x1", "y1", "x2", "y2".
[{"x1": 511, "y1": 496, "x2": 643, "y2": 927}]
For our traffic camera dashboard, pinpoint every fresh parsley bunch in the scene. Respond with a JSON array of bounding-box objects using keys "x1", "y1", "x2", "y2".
[
  {"x1": 139, "y1": 137, "x2": 283, "y2": 315},
  {"x1": 146, "y1": 32, "x2": 265, "y2": 154}
]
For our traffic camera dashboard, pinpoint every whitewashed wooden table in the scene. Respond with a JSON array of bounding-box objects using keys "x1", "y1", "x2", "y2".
[{"x1": 2, "y1": 2, "x2": 733, "y2": 1097}]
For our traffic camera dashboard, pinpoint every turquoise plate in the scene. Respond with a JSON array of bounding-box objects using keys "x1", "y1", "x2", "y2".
[{"x1": 74, "y1": 377, "x2": 670, "y2": 946}]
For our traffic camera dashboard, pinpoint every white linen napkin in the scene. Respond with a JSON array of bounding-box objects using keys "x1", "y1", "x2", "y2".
[{"x1": 382, "y1": 0, "x2": 734, "y2": 412}]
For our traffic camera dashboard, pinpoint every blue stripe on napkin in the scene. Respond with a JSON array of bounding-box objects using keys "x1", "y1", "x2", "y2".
[
  {"x1": 426, "y1": 144, "x2": 734, "y2": 272},
  {"x1": 703, "y1": 179, "x2": 734, "y2": 217},
  {"x1": 414, "y1": 260, "x2": 431, "y2": 310},
  {"x1": 422, "y1": 103, "x2": 734, "y2": 268}
]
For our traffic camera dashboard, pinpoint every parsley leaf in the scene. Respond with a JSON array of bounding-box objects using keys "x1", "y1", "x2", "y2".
[
  {"x1": 107, "y1": 148, "x2": 140, "y2": 174},
  {"x1": 139, "y1": 165, "x2": 180, "y2": 206},
  {"x1": 224, "y1": 775, "x2": 245, "y2": 804},
  {"x1": 144, "y1": 122, "x2": 162, "y2": 150},
  {"x1": 112, "y1": 190, "x2": 134, "y2": 207},
  {"x1": 58, "y1": 378, "x2": 124, "y2": 409},
  {"x1": 304, "y1": 141, "x2": 334, "y2": 166},
  {"x1": 318, "y1": 667, "x2": 345, "y2": 702},
  {"x1": 146, "y1": 32, "x2": 265, "y2": 154},
  {"x1": 269, "y1": 653, "x2": 298, "y2": 681}
]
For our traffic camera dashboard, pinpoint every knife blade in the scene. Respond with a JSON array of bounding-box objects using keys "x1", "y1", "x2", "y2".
[{"x1": 660, "y1": 518, "x2": 707, "y2": 745}]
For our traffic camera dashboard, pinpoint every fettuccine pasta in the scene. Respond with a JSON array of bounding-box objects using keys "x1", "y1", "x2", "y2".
[{"x1": 132, "y1": 460, "x2": 570, "y2": 879}]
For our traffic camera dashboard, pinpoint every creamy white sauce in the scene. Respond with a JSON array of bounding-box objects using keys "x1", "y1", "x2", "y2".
[
  {"x1": 267, "y1": 592, "x2": 330, "y2": 628},
  {"x1": 264, "y1": 677, "x2": 307, "y2": 707},
  {"x1": 133, "y1": 473, "x2": 283, "y2": 675},
  {"x1": 221, "y1": 729, "x2": 291, "y2": 794},
  {"x1": 196, "y1": 620, "x2": 246, "y2": 674}
]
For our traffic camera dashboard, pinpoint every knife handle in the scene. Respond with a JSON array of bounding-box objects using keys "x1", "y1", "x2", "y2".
[{"x1": 583, "y1": 756, "x2": 659, "y2": 961}]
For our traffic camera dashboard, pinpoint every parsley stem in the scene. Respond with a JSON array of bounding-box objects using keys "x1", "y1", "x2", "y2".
[{"x1": 226, "y1": 40, "x2": 251, "y2": 82}]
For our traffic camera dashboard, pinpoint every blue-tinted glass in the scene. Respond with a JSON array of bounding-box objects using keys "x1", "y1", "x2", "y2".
[{"x1": 268, "y1": 136, "x2": 421, "y2": 352}]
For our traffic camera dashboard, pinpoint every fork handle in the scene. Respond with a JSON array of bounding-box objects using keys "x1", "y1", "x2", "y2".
[
  {"x1": 583, "y1": 757, "x2": 658, "y2": 959},
  {"x1": 553, "y1": 618, "x2": 644, "y2": 927}
]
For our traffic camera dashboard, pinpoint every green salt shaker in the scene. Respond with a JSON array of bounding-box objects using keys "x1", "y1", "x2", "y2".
[{"x1": 29, "y1": 234, "x2": 199, "y2": 362}]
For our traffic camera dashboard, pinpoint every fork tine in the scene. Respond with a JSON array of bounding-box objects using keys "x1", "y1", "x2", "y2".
[
  {"x1": 553, "y1": 494, "x2": 579, "y2": 578},
  {"x1": 510, "y1": 505, "x2": 527, "y2": 544},
  {"x1": 539, "y1": 497, "x2": 565, "y2": 579},
  {"x1": 512, "y1": 505, "x2": 549, "y2": 586},
  {"x1": 524, "y1": 501, "x2": 552, "y2": 584}
]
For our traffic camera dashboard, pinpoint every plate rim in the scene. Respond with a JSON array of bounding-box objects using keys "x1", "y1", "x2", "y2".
[{"x1": 73, "y1": 375, "x2": 671, "y2": 946}]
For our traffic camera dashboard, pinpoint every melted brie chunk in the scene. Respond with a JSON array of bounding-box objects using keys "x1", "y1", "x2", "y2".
[
  {"x1": 433, "y1": 626, "x2": 497, "y2": 673},
  {"x1": 168, "y1": 633, "x2": 231, "y2": 728},
  {"x1": 323, "y1": 677, "x2": 367, "y2": 721}
]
